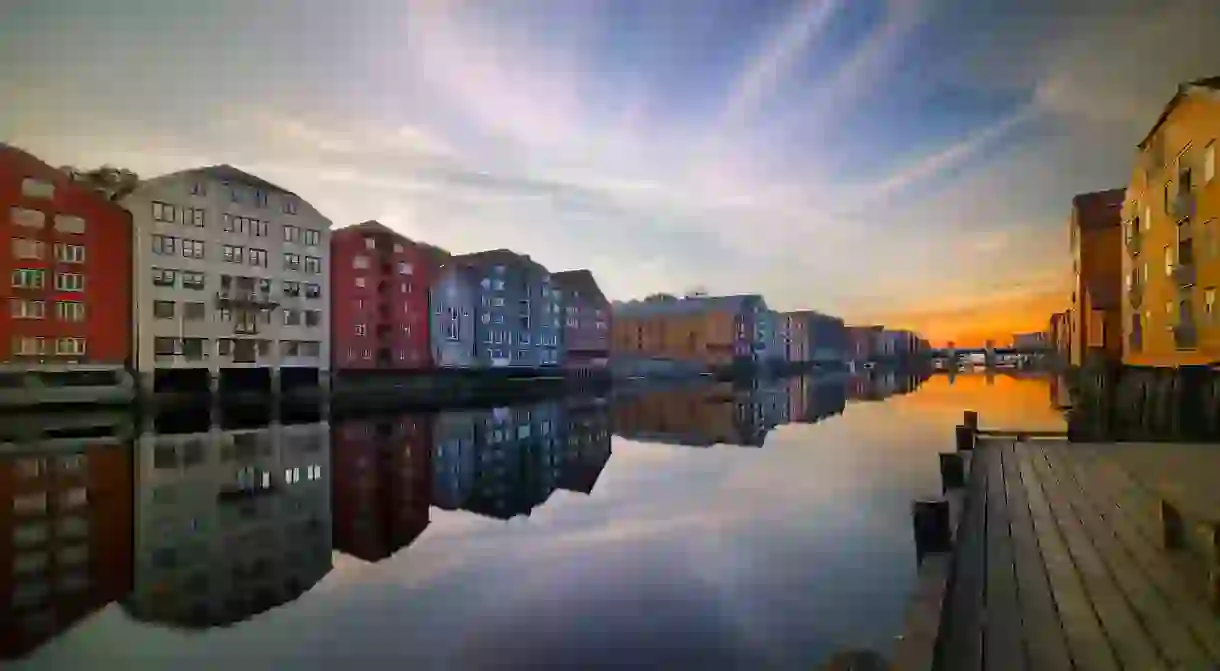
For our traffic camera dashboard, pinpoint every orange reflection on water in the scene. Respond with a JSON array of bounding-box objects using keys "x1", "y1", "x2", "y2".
[{"x1": 890, "y1": 372, "x2": 1065, "y2": 432}]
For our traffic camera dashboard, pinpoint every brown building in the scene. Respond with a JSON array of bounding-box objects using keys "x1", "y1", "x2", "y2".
[
  {"x1": 1048, "y1": 311, "x2": 1070, "y2": 359},
  {"x1": 1069, "y1": 188, "x2": 1126, "y2": 367},
  {"x1": 0, "y1": 441, "x2": 134, "y2": 659},
  {"x1": 552, "y1": 269, "x2": 610, "y2": 371},
  {"x1": 611, "y1": 294, "x2": 767, "y2": 368}
]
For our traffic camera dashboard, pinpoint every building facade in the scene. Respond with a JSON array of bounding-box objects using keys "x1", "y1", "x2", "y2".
[
  {"x1": 1122, "y1": 78, "x2": 1220, "y2": 367},
  {"x1": 611, "y1": 294, "x2": 768, "y2": 369},
  {"x1": 553, "y1": 269, "x2": 610, "y2": 371},
  {"x1": 0, "y1": 145, "x2": 134, "y2": 404},
  {"x1": 429, "y1": 250, "x2": 564, "y2": 370},
  {"x1": 806, "y1": 311, "x2": 847, "y2": 363},
  {"x1": 330, "y1": 221, "x2": 447, "y2": 372},
  {"x1": 1069, "y1": 188, "x2": 1125, "y2": 367},
  {"x1": 845, "y1": 325, "x2": 882, "y2": 362},
  {"x1": 783, "y1": 312, "x2": 809, "y2": 363},
  {"x1": 121, "y1": 165, "x2": 332, "y2": 394}
]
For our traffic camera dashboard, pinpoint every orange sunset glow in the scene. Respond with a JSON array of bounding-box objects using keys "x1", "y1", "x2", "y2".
[{"x1": 869, "y1": 290, "x2": 1066, "y2": 348}]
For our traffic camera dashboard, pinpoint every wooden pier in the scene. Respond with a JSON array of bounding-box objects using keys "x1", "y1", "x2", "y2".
[{"x1": 892, "y1": 417, "x2": 1220, "y2": 671}]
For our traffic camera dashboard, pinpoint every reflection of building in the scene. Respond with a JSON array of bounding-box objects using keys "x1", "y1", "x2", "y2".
[
  {"x1": 126, "y1": 420, "x2": 331, "y2": 628},
  {"x1": 431, "y1": 410, "x2": 479, "y2": 510},
  {"x1": 0, "y1": 432, "x2": 133, "y2": 659},
  {"x1": 788, "y1": 377, "x2": 848, "y2": 423},
  {"x1": 558, "y1": 404, "x2": 612, "y2": 494},
  {"x1": 332, "y1": 414, "x2": 432, "y2": 562},
  {"x1": 612, "y1": 383, "x2": 779, "y2": 447},
  {"x1": 460, "y1": 401, "x2": 566, "y2": 520}
]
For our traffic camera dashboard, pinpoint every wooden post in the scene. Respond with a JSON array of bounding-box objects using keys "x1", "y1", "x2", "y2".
[
  {"x1": 1208, "y1": 523, "x2": 1220, "y2": 614},
  {"x1": 963, "y1": 410, "x2": 979, "y2": 432},
  {"x1": 1160, "y1": 500, "x2": 1184, "y2": 550},
  {"x1": 955, "y1": 424, "x2": 975, "y2": 452},
  {"x1": 939, "y1": 452, "x2": 965, "y2": 490},
  {"x1": 912, "y1": 497, "x2": 952, "y2": 554}
]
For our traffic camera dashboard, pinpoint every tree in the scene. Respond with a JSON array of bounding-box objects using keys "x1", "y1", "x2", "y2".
[{"x1": 60, "y1": 164, "x2": 139, "y2": 201}]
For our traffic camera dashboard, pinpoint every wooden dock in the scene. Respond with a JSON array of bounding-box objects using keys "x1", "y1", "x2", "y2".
[{"x1": 909, "y1": 436, "x2": 1220, "y2": 671}]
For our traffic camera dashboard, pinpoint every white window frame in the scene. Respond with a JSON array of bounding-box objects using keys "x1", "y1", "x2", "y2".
[
  {"x1": 11, "y1": 237, "x2": 44, "y2": 259},
  {"x1": 21, "y1": 178, "x2": 55, "y2": 199},
  {"x1": 55, "y1": 273, "x2": 85, "y2": 292},
  {"x1": 10, "y1": 299, "x2": 46, "y2": 319},
  {"x1": 182, "y1": 239, "x2": 205, "y2": 259},
  {"x1": 56, "y1": 337, "x2": 86, "y2": 356},
  {"x1": 55, "y1": 243, "x2": 85, "y2": 263},
  {"x1": 57, "y1": 301, "x2": 85, "y2": 322},
  {"x1": 11, "y1": 268, "x2": 45, "y2": 288}
]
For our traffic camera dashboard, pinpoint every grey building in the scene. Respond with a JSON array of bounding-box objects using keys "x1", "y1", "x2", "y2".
[{"x1": 430, "y1": 249, "x2": 564, "y2": 370}]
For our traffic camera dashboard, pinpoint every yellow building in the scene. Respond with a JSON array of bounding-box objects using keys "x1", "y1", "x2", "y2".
[{"x1": 1122, "y1": 77, "x2": 1220, "y2": 367}]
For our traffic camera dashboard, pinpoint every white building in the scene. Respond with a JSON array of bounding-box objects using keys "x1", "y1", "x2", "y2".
[{"x1": 122, "y1": 166, "x2": 331, "y2": 393}]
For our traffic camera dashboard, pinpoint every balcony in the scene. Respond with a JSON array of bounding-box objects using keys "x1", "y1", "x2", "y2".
[
  {"x1": 1128, "y1": 283, "x2": 1143, "y2": 308},
  {"x1": 1172, "y1": 191, "x2": 1196, "y2": 221},
  {"x1": 1173, "y1": 263, "x2": 1196, "y2": 288},
  {"x1": 1125, "y1": 229, "x2": 1142, "y2": 256},
  {"x1": 216, "y1": 288, "x2": 279, "y2": 308},
  {"x1": 1173, "y1": 323, "x2": 1197, "y2": 350}
]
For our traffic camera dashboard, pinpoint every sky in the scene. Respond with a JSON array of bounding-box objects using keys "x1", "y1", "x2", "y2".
[{"x1": 1, "y1": 0, "x2": 1218, "y2": 346}]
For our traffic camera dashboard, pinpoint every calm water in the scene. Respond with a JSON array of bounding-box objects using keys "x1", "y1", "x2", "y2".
[{"x1": 7, "y1": 371, "x2": 1064, "y2": 670}]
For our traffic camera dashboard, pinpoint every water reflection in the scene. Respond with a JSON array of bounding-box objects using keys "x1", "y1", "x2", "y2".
[{"x1": 3, "y1": 370, "x2": 953, "y2": 666}]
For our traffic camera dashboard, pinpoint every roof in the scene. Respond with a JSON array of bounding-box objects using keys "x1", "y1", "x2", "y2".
[
  {"x1": 451, "y1": 248, "x2": 545, "y2": 271},
  {"x1": 613, "y1": 293, "x2": 764, "y2": 319},
  {"x1": 193, "y1": 164, "x2": 297, "y2": 196},
  {"x1": 336, "y1": 220, "x2": 451, "y2": 259},
  {"x1": 552, "y1": 269, "x2": 607, "y2": 304},
  {"x1": 1137, "y1": 76, "x2": 1220, "y2": 149},
  {"x1": 1072, "y1": 188, "x2": 1125, "y2": 231}
]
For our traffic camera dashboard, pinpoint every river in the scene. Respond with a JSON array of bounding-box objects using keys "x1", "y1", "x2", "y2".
[{"x1": 8, "y1": 371, "x2": 1064, "y2": 670}]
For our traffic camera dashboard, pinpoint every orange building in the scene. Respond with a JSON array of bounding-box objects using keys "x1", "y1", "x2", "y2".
[
  {"x1": 611, "y1": 294, "x2": 765, "y2": 367},
  {"x1": 0, "y1": 441, "x2": 134, "y2": 659},
  {"x1": 1069, "y1": 188, "x2": 1126, "y2": 367}
]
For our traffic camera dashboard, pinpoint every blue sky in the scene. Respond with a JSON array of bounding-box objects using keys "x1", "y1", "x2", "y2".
[{"x1": 2, "y1": 0, "x2": 1217, "y2": 340}]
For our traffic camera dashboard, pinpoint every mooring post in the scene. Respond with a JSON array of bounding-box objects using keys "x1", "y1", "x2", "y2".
[
  {"x1": 1160, "y1": 500, "x2": 1184, "y2": 550},
  {"x1": 963, "y1": 410, "x2": 979, "y2": 432},
  {"x1": 939, "y1": 452, "x2": 965, "y2": 490},
  {"x1": 1207, "y1": 523, "x2": 1220, "y2": 614},
  {"x1": 912, "y1": 497, "x2": 952, "y2": 554},
  {"x1": 955, "y1": 424, "x2": 975, "y2": 452}
]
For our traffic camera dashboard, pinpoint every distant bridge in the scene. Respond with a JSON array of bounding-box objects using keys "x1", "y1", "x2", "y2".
[{"x1": 928, "y1": 346, "x2": 1051, "y2": 358}]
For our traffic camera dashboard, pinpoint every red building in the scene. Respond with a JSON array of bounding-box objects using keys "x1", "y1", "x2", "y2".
[
  {"x1": 0, "y1": 442, "x2": 134, "y2": 659},
  {"x1": 329, "y1": 221, "x2": 448, "y2": 371},
  {"x1": 331, "y1": 415, "x2": 433, "y2": 562},
  {"x1": 0, "y1": 145, "x2": 132, "y2": 396}
]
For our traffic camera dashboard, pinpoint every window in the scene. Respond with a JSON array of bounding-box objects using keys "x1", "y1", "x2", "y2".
[
  {"x1": 393, "y1": 243, "x2": 404, "y2": 253},
  {"x1": 152, "y1": 201, "x2": 177, "y2": 223},
  {"x1": 304, "y1": 256, "x2": 321, "y2": 274},
  {"x1": 12, "y1": 237, "x2": 44, "y2": 259},
  {"x1": 1207, "y1": 142, "x2": 1216, "y2": 184},
  {"x1": 402, "y1": 282, "x2": 410, "y2": 293},
  {"x1": 1164, "y1": 182, "x2": 1173, "y2": 213},
  {"x1": 364, "y1": 237, "x2": 376, "y2": 250},
  {"x1": 55, "y1": 243, "x2": 85, "y2": 263},
  {"x1": 445, "y1": 307, "x2": 460, "y2": 340},
  {"x1": 398, "y1": 262, "x2": 413, "y2": 275},
  {"x1": 154, "y1": 337, "x2": 177, "y2": 356},
  {"x1": 1165, "y1": 245, "x2": 1174, "y2": 275},
  {"x1": 1207, "y1": 288, "x2": 1216, "y2": 323},
  {"x1": 1166, "y1": 300, "x2": 1174, "y2": 317},
  {"x1": 182, "y1": 239, "x2": 205, "y2": 259},
  {"x1": 182, "y1": 271, "x2": 205, "y2": 289},
  {"x1": 304, "y1": 310, "x2": 321, "y2": 327},
  {"x1": 355, "y1": 277, "x2": 366, "y2": 288},
  {"x1": 152, "y1": 235, "x2": 177, "y2": 255},
  {"x1": 283, "y1": 309, "x2": 301, "y2": 326},
  {"x1": 12, "y1": 336, "x2": 47, "y2": 355},
  {"x1": 353, "y1": 255, "x2": 370, "y2": 269},
  {"x1": 492, "y1": 297, "x2": 505, "y2": 307},
  {"x1": 15, "y1": 458, "x2": 45, "y2": 478},
  {"x1": 227, "y1": 182, "x2": 243, "y2": 203},
  {"x1": 13, "y1": 492, "x2": 47, "y2": 514},
  {"x1": 282, "y1": 280, "x2": 301, "y2": 296},
  {"x1": 223, "y1": 213, "x2": 243, "y2": 233},
  {"x1": 283, "y1": 198, "x2": 298, "y2": 214},
  {"x1": 282, "y1": 340, "x2": 300, "y2": 357},
  {"x1": 249, "y1": 248, "x2": 267, "y2": 267},
  {"x1": 21, "y1": 178, "x2": 54, "y2": 199},
  {"x1": 55, "y1": 273, "x2": 84, "y2": 292},
  {"x1": 153, "y1": 300, "x2": 176, "y2": 319},
  {"x1": 190, "y1": 180, "x2": 207, "y2": 196},
  {"x1": 355, "y1": 324, "x2": 367, "y2": 336},
  {"x1": 10, "y1": 299, "x2": 45, "y2": 319},
  {"x1": 300, "y1": 341, "x2": 320, "y2": 357},
  {"x1": 251, "y1": 219, "x2": 268, "y2": 236},
  {"x1": 218, "y1": 339, "x2": 233, "y2": 356},
  {"x1": 184, "y1": 302, "x2": 206, "y2": 321},
  {"x1": 305, "y1": 283, "x2": 321, "y2": 298},
  {"x1": 253, "y1": 189, "x2": 268, "y2": 207},
  {"x1": 57, "y1": 301, "x2": 85, "y2": 322},
  {"x1": 184, "y1": 207, "x2": 205, "y2": 227},
  {"x1": 302, "y1": 229, "x2": 320, "y2": 246},
  {"x1": 11, "y1": 207, "x2": 46, "y2": 229},
  {"x1": 283, "y1": 252, "x2": 301, "y2": 270},
  {"x1": 11, "y1": 269, "x2": 44, "y2": 289},
  {"x1": 58, "y1": 543, "x2": 88, "y2": 563},
  {"x1": 57, "y1": 338, "x2": 85, "y2": 355},
  {"x1": 223, "y1": 245, "x2": 244, "y2": 263},
  {"x1": 284, "y1": 225, "x2": 299, "y2": 243},
  {"x1": 493, "y1": 279, "x2": 505, "y2": 291}
]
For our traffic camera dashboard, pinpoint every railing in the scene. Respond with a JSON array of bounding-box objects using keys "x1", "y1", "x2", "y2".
[
  {"x1": 1173, "y1": 262, "x2": 1196, "y2": 288},
  {"x1": 216, "y1": 289, "x2": 279, "y2": 307},
  {"x1": 1173, "y1": 323, "x2": 1197, "y2": 350},
  {"x1": 1128, "y1": 283, "x2": 1143, "y2": 308},
  {"x1": 1125, "y1": 230, "x2": 1142, "y2": 256},
  {"x1": 1172, "y1": 191, "x2": 1196, "y2": 221}
]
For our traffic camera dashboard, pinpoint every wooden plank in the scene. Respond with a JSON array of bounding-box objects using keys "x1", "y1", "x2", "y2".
[
  {"x1": 1040, "y1": 444, "x2": 1212, "y2": 668},
  {"x1": 938, "y1": 438, "x2": 990, "y2": 671},
  {"x1": 1052, "y1": 445, "x2": 1220, "y2": 663},
  {"x1": 999, "y1": 442, "x2": 1072, "y2": 671},
  {"x1": 976, "y1": 430, "x2": 1067, "y2": 439},
  {"x1": 1018, "y1": 444, "x2": 1120, "y2": 671},
  {"x1": 983, "y1": 442, "x2": 1025, "y2": 671},
  {"x1": 1029, "y1": 444, "x2": 1163, "y2": 670}
]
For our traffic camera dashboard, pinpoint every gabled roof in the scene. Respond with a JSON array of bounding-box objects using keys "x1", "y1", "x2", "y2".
[
  {"x1": 1137, "y1": 76, "x2": 1220, "y2": 150},
  {"x1": 450, "y1": 248, "x2": 547, "y2": 272},
  {"x1": 1071, "y1": 188, "x2": 1125, "y2": 231},
  {"x1": 194, "y1": 164, "x2": 297, "y2": 196},
  {"x1": 337, "y1": 220, "x2": 451, "y2": 260},
  {"x1": 552, "y1": 269, "x2": 607, "y2": 304},
  {"x1": 613, "y1": 293, "x2": 764, "y2": 318}
]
